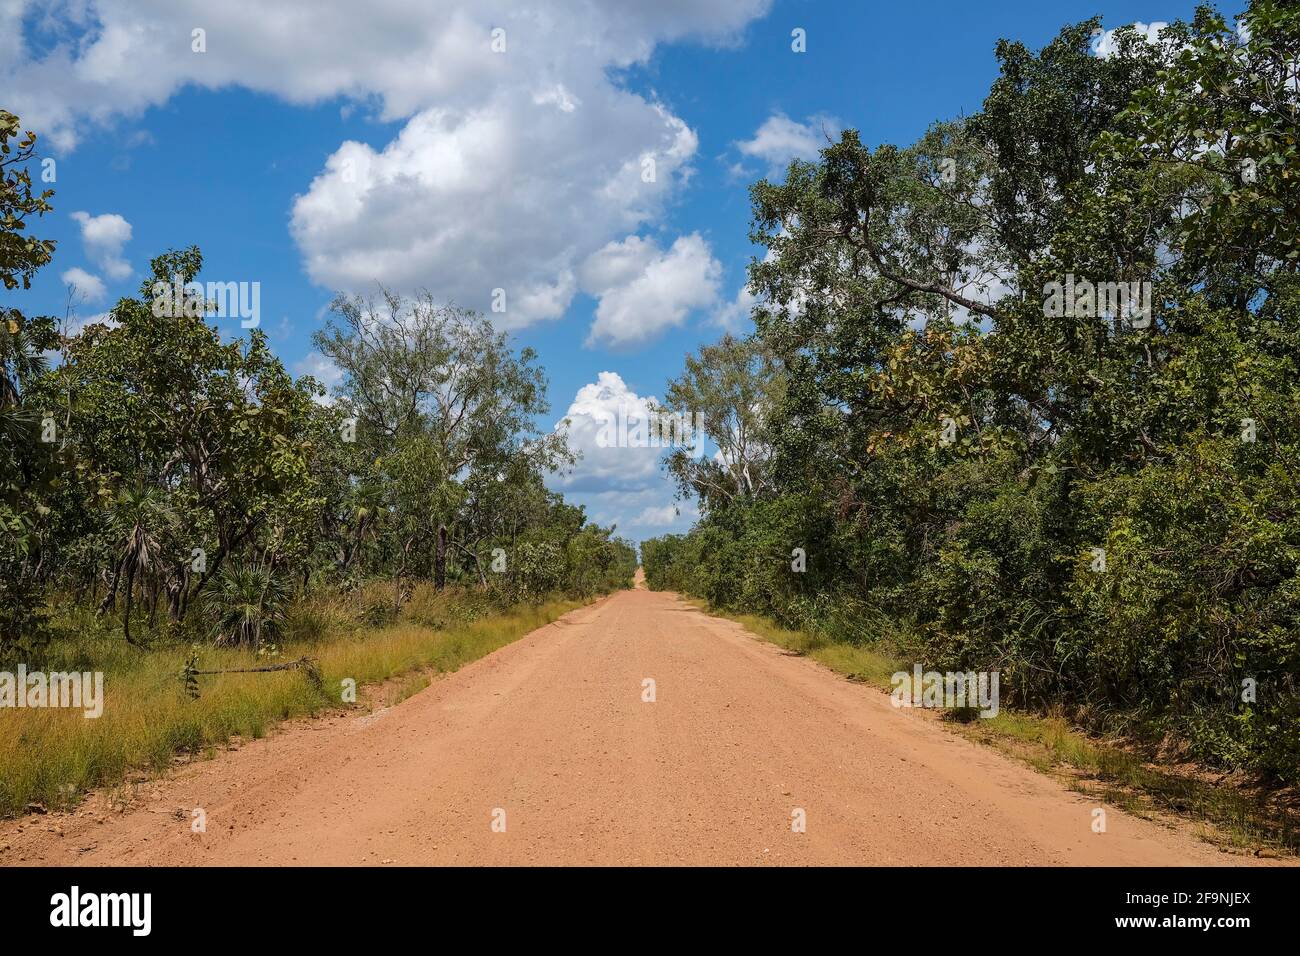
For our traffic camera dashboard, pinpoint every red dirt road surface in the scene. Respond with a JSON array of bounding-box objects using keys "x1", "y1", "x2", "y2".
[{"x1": 1, "y1": 586, "x2": 1260, "y2": 866}]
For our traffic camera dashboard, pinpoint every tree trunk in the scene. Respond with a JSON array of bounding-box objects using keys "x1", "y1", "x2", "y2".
[
  {"x1": 122, "y1": 564, "x2": 140, "y2": 647},
  {"x1": 434, "y1": 524, "x2": 448, "y2": 590},
  {"x1": 395, "y1": 538, "x2": 413, "y2": 614},
  {"x1": 97, "y1": 561, "x2": 122, "y2": 617}
]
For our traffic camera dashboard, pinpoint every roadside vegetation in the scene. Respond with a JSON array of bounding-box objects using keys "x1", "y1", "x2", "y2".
[
  {"x1": 1, "y1": 588, "x2": 594, "y2": 818},
  {"x1": 0, "y1": 106, "x2": 635, "y2": 817},
  {"x1": 697, "y1": 600, "x2": 1297, "y2": 855},
  {"x1": 645, "y1": 2, "x2": 1300, "y2": 799}
]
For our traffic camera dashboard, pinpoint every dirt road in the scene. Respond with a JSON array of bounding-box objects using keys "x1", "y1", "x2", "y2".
[{"x1": 2, "y1": 585, "x2": 1256, "y2": 866}]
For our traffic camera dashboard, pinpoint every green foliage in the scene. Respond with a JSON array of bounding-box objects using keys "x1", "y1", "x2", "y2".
[
  {"x1": 0, "y1": 111, "x2": 55, "y2": 291},
  {"x1": 0, "y1": 111, "x2": 60, "y2": 661},
  {"x1": 180, "y1": 648, "x2": 200, "y2": 700},
  {"x1": 655, "y1": 334, "x2": 783, "y2": 512},
  {"x1": 0, "y1": 108, "x2": 632, "y2": 671},
  {"x1": 205, "y1": 561, "x2": 290, "y2": 648},
  {"x1": 646, "y1": 1, "x2": 1300, "y2": 784}
]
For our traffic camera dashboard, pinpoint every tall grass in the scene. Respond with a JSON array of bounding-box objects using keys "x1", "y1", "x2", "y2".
[{"x1": 0, "y1": 589, "x2": 588, "y2": 818}]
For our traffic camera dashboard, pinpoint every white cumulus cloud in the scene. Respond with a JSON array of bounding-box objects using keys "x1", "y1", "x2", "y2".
[
  {"x1": 70, "y1": 210, "x2": 132, "y2": 280},
  {"x1": 293, "y1": 355, "x2": 344, "y2": 405},
  {"x1": 735, "y1": 112, "x2": 840, "y2": 176},
  {"x1": 550, "y1": 371, "x2": 700, "y2": 538},
  {"x1": 290, "y1": 95, "x2": 699, "y2": 327},
  {"x1": 581, "y1": 233, "x2": 722, "y2": 348},
  {"x1": 292, "y1": 351, "x2": 345, "y2": 395},
  {"x1": 629, "y1": 502, "x2": 695, "y2": 527},
  {"x1": 60, "y1": 266, "x2": 107, "y2": 303},
  {"x1": 6, "y1": 1, "x2": 772, "y2": 332},
  {"x1": 714, "y1": 284, "x2": 760, "y2": 331},
  {"x1": 554, "y1": 371, "x2": 663, "y2": 491}
]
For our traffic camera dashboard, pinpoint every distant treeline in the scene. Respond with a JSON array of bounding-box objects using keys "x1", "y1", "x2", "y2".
[{"x1": 644, "y1": 4, "x2": 1300, "y2": 783}]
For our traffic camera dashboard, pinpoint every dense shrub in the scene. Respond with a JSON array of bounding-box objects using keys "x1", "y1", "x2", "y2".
[{"x1": 645, "y1": 3, "x2": 1300, "y2": 783}]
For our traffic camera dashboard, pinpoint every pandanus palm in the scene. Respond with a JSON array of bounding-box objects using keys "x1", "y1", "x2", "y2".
[
  {"x1": 205, "y1": 560, "x2": 288, "y2": 649},
  {"x1": 109, "y1": 486, "x2": 177, "y2": 646},
  {"x1": 0, "y1": 313, "x2": 49, "y2": 447}
]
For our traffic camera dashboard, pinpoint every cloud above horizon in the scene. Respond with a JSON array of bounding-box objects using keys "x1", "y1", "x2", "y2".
[
  {"x1": 551, "y1": 371, "x2": 697, "y2": 537},
  {"x1": 734, "y1": 111, "x2": 841, "y2": 177},
  {"x1": 70, "y1": 210, "x2": 132, "y2": 281},
  {"x1": 4, "y1": 0, "x2": 771, "y2": 339},
  {"x1": 580, "y1": 233, "x2": 723, "y2": 349}
]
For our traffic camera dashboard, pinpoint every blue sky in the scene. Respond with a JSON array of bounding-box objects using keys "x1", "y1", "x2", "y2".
[{"x1": 0, "y1": 0, "x2": 1211, "y2": 542}]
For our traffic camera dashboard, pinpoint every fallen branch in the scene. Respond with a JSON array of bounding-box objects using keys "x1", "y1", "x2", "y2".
[{"x1": 182, "y1": 655, "x2": 323, "y2": 699}]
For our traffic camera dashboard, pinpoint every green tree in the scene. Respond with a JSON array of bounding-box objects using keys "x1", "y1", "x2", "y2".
[
  {"x1": 0, "y1": 110, "x2": 60, "y2": 660},
  {"x1": 0, "y1": 110, "x2": 55, "y2": 291},
  {"x1": 36, "y1": 248, "x2": 322, "y2": 634},
  {"x1": 649, "y1": 2, "x2": 1300, "y2": 782},
  {"x1": 313, "y1": 290, "x2": 571, "y2": 591},
  {"x1": 655, "y1": 334, "x2": 783, "y2": 515}
]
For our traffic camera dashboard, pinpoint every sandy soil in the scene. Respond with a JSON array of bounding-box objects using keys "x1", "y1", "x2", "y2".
[{"x1": 0, "y1": 585, "x2": 1266, "y2": 866}]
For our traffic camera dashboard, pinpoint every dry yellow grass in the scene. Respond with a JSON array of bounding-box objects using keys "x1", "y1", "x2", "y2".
[{"x1": 0, "y1": 594, "x2": 586, "y2": 818}]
